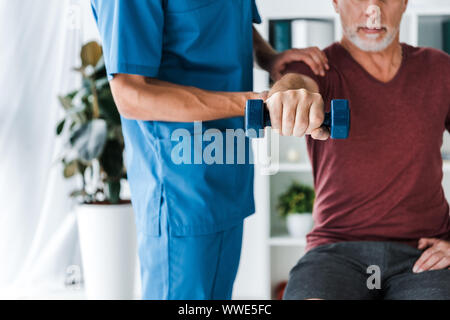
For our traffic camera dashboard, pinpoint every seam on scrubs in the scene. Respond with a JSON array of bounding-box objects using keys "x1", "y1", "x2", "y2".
[
  {"x1": 166, "y1": 205, "x2": 253, "y2": 237},
  {"x1": 156, "y1": 185, "x2": 163, "y2": 236},
  {"x1": 209, "y1": 229, "x2": 225, "y2": 299},
  {"x1": 157, "y1": 135, "x2": 170, "y2": 298},
  {"x1": 163, "y1": 188, "x2": 171, "y2": 300},
  {"x1": 155, "y1": 134, "x2": 164, "y2": 237},
  {"x1": 135, "y1": 121, "x2": 162, "y2": 236},
  {"x1": 136, "y1": 120, "x2": 159, "y2": 158}
]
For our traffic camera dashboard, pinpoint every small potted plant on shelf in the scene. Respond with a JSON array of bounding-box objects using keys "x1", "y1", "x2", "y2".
[
  {"x1": 56, "y1": 41, "x2": 137, "y2": 299},
  {"x1": 277, "y1": 182, "x2": 315, "y2": 238}
]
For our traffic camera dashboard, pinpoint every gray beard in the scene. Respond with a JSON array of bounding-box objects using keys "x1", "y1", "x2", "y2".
[{"x1": 344, "y1": 27, "x2": 399, "y2": 52}]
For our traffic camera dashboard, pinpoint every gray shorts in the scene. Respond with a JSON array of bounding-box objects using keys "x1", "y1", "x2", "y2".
[{"x1": 283, "y1": 241, "x2": 450, "y2": 300}]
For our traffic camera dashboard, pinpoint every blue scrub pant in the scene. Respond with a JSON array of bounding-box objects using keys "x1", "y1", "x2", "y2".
[{"x1": 137, "y1": 202, "x2": 244, "y2": 300}]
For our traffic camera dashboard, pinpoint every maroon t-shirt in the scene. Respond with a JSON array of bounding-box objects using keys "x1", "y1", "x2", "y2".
[{"x1": 285, "y1": 43, "x2": 450, "y2": 252}]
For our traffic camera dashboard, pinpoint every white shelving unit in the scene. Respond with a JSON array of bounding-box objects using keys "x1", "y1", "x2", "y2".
[{"x1": 233, "y1": 0, "x2": 450, "y2": 300}]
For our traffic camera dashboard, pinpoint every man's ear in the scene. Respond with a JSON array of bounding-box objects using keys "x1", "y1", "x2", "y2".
[{"x1": 332, "y1": 0, "x2": 339, "y2": 13}]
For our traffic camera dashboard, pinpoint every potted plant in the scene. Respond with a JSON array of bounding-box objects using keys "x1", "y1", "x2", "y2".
[
  {"x1": 277, "y1": 182, "x2": 315, "y2": 238},
  {"x1": 56, "y1": 41, "x2": 137, "y2": 299}
]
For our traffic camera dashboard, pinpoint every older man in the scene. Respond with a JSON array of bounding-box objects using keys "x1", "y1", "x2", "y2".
[{"x1": 264, "y1": 0, "x2": 450, "y2": 299}]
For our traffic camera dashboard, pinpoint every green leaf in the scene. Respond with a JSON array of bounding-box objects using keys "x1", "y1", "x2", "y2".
[
  {"x1": 58, "y1": 96, "x2": 73, "y2": 110},
  {"x1": 56, "y1": 119, "x2": 66, "y2": 135},
  {"x1": 70, "y1": 119, "x2": 108, "y2": 162},
  {"x1": 66, "y1": 90, "x2": 78, "y2": 100},
  {"x1": 100, "y1": 139, "x2": 124, "y2": 178},
  {"x1": 70, "y1": 189, "x2": 88, "y2": 198},
  {"x1": 95, "y1": 78, "x2": 109, "y2": 91},
  {"x1": 80, "y1": 41, "x2": 103, "y2": 68},
  {"x1": 66, "y1": 104, "x2": 87, "y2": 117},
  {"x1": 106, "y1": 180, "x2": 121, "y2": 204},
  {"x1": 94, "y1": 56, "x2": 105, "y2": 71},
  {"x1": 92, "y1": 57, "x2": 107, "y2": 80},
  {"x1": 98, "y1": 86, "x2": 121, "y2": 125},
  {"x1": 82, "y1": 77, "x2": 93, "y2": 92},
  {"x1": 277, "y1": 182, "x2": 315, "y2": 218},
  {"x1": 71, "y1": 87, "x2": 89, "y2": 109},
  {"x1": 64, "y1": 161, "x2": 79, "y2": 178}
]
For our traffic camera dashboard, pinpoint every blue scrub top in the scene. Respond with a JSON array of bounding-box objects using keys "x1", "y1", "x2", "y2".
[{"x1": 91, "y1": 0, "x2": 261, "y2": 236}]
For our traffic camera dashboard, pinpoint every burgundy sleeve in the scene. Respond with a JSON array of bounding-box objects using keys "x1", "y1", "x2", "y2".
[
  {"x1": 442, "y1": 54, "x2": 450, "y2": 133},
  {"x1": 283, "y1": 61, "x2": 330, "y2": 100},
  {"x1": 446, "y1": 108, "x2": 450, "y2": 133}
]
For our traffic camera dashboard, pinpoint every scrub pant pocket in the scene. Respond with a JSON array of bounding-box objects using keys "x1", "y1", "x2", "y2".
[{"x1": 137, "y1": 198, "x2": 244, "y2": 300}]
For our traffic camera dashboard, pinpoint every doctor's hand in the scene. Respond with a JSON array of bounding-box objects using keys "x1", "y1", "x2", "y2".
[
  {"x1": 413, "y1": 238, "x2": 450, "y2": 273},
  {"x1": 270, "y1": 47, "x2": 329, "y2": 81},
  {"x1": 265, "y1": 88, "x2": 329, "y2": 140}
]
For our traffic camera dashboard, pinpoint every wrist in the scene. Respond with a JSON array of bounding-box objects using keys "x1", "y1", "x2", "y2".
[
  {"x1": 258, "y1": 91, "x2": 269, "y2": 101},
  {"x1": 235, "y1": 91, "x2": 268, "y2": 116},
  {"x1": 247, "y1": 91, "x2": 269, "y2": 101}
]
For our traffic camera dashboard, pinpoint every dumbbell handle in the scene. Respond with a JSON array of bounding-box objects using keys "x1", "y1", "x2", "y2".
[{"x1": 245, "y1": 99, "x2": 350, "y2": 139}]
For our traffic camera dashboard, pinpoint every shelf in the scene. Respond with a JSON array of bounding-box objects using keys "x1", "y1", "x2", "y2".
[
  {"x1": 266, "y1": 162, "x2": 312, "y2": 173},
  {"x1": 443, "y1": 161, "x2": 450, "y2": 172},
  {"x1": 278, "y1": 162, "x2": 312, "y2": 172},
  {"x1": 268, "y1": 236, "x2": 307, "y2": 247}
]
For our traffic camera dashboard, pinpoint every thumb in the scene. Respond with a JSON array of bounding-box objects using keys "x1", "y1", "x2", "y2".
[
  {"x1": 418, "y1": 238, "x2": 438, "y2": 250},
  {"x1": 311, "y1": 127, "x2": 330, "y2": 141},
  {"x1": 271, "y1": 69, "x2": 283, "y2": 82},
  {"x1": 271, "y1": 59, "x2": 288, "y2": 81}
]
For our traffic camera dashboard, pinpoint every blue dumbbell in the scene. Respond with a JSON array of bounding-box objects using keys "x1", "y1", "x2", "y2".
[{"x1": 245, "y1": 99, "x2": 350, "y2": 139}]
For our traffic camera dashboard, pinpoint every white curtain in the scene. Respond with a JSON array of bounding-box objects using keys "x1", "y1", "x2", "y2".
[{"x1": 0, "y1": 0, "x2": 99, "y2": 298}]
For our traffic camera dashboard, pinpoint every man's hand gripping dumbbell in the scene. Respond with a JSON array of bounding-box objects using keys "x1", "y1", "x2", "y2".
[{"x1": 245, "y1": 74, "x2": 350, "y2": 140}]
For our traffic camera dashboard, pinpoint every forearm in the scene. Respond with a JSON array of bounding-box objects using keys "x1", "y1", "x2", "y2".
[
  {"x1": 111, "y1": 74, "x2": 262, "y2": 122},
  {"x1": 253, "y1": 27, "x2": 277, "y2": 72}
]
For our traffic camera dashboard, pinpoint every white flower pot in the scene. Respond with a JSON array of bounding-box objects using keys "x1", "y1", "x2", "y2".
[
  {"x1": 76, "y1": 202, "x2": 137, "y2": 300},
  {"x1": 286, "y1": 213, "x2": 313, "y2": 238}
]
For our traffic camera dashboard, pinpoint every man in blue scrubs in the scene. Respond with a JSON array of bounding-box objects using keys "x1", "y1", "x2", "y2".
[{"x1": 91, "y1": 0, "x2": 328, "y2": 300}]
